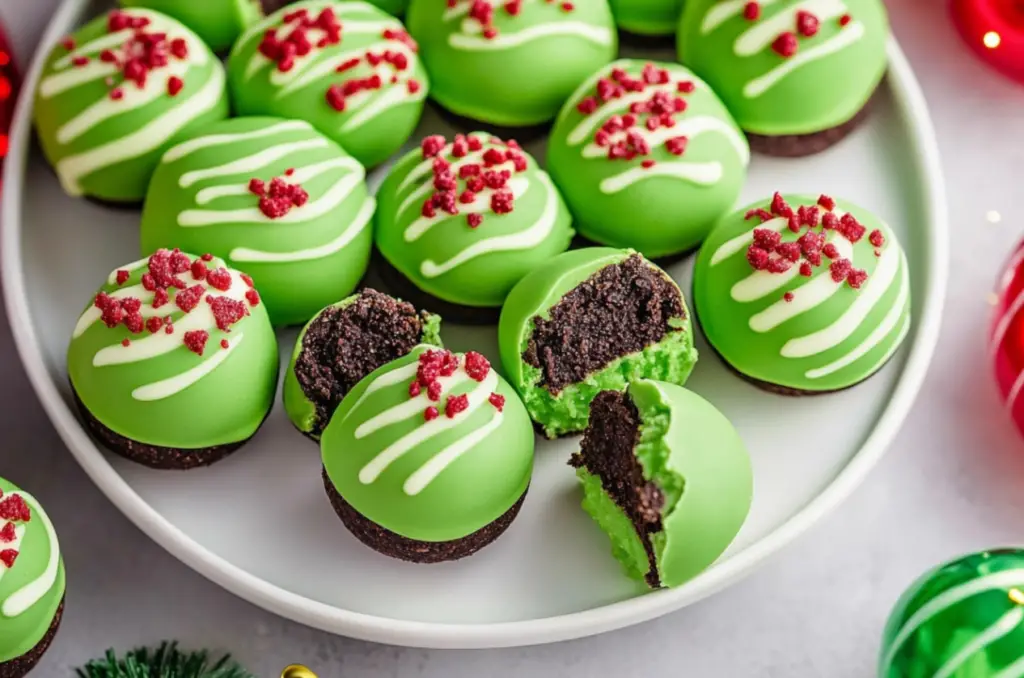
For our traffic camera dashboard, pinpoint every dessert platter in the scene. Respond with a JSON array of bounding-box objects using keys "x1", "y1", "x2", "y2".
[{"x1": 2, "y1": 0, "x2": 946, "y2": 649}]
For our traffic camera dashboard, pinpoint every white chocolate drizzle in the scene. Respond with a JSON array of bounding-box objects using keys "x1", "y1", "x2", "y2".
[{"x1": 1, "y1": 492, "x2": 61, "y2": 618}]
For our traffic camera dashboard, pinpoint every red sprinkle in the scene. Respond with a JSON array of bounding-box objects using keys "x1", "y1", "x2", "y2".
[
  {"x1": 0, "y1": 549, "x2": 17, "y2": 569},
  {"x1": 489, "y1": 392, "x2": 505, "y2": 411},
  {"x1": 61, "y1": 38, "x2": 76, "y2": 51},
  {"x1": 115, "y1": 269, "x2": 130, "y2": 285},
  {"x1": 175, "y1": 284, "x2": 205, "y2": 313},
  {"x1": 208, "y1": 297, "x2": 248, "y2": 331},
  {"x1": 424, "y1": 406, "x2": 439, "y2": 421},
  {"x1": 868, "y1": 229, "x2": 885, "y2": 247},
  {"x1": 220, "y1": 339, "x2": 230, "y2": 349},
  {"x1": 121, "y1": 338, "x2": 131, "y2": 347},
  {"x1": 206, "y1": 267, "x2": 232, "y2": 291},
  {"x1": 743, "y1": 2, "x2": 760, "y2": 20},
  {"x1": 183, "y1": 329, "x2": 209, "y2": 356},
  {"x1": 464, "y1": 351, "x2": 491, "y2": 381},
  {"x1": 839, "y1": 13, "x2": 852, "y2": 26},
  {"x1": 146, "y1": 316, "x2": 164, "y2": 334},
  {"x1": 0, "y1": 522, "x2": 15, "y2": 543},
  {"x1": 783, "y1": 292, "x2": 795, "y2": 302},
  {"x1": 467, "y1": 213, "x2": 483, "y2": 228},
  {"x1": 445, "y1": 393, "x2": 469, "y2": 419},
  {"x1": 818, "y1": 194, "x2": 836, "y2": 211},
  {"x1": 0, "y1": 495, "x2": 30, "y2": 522},
  {"x1": 772, "y1": 32, "x2": 799, "y2": 58},
  {"x1": 167, "y1": 76, "x2": 184, "y2": 96},
  {"x1": 796, "y1": 10, "x2": 820, "y2": 37},
  {"x1": 190, "y1": 259, "x2": 208, "y2": 281},
  {"x1": 245, "y1": 288, "x2": 261, "y2": 307}
]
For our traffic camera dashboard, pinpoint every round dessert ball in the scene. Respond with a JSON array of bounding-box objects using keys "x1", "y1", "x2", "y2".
[
  {"x1": 405, "y1": 0, "x2": 617, "y2": 127},
  {"x1": 375, "y1": 133, "x2": 574, "y2": 322},
  {"x1": 227, "y1": 0, "x2": 429, "y2": 168},
  {"x1": 67, "y1": 249, "x2": 280, "y2": 469},
  {"x1": 140, "y1": 117, "x2": 374, "y2": 327},
  {"x1": 609, "y1": 0, "x2": 684, "y2": 36},
  {"x1": 677, "y1": 0, "x2": 889, "y2": 156},
  {"x1": 0, "y1": 478, "x2": 66, "y2": 678},
  {"x1": 498, "y1": 247, "x2": 698, "y2": 438},
  {"x1": 118, "y1": 0, "x2": 263, "y2": 52},
  {"x1": 570, "y1": 380, "x2": 752, "y2": 588},
  {"x1": 880, "y1": 549, "x2": 1024, "y2": 677},
  {"x1": 547, "y1": 59, "x2": 749, "y2": 258},
  {"x1": 284, "y1": 288, "x2": 442, "y2": 439},
  {"x1": 693, "y1": 193, "x2": 911, "y2": 394},
  {"x1": 321, "y1": 346, "x2": 534, "y2": 563},
  {"x1": 33, "y1": 8, "x2": 229, "y2": 203}
]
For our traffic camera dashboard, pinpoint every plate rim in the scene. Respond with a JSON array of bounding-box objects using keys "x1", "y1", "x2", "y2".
[{"x1": 1, "y1": 0, "x2": 949, "y2": 649}]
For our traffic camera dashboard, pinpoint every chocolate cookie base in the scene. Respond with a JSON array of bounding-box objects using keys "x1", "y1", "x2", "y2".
[
  {"x1": 427, "y1": 100, "x2": 550, "y2": 145},
  {"x1": 323, "y1": 469, "x2": 527, "y2": 563},
  {"x1": 374, "y1": 251, "x2": 500, "y2": 325},
  {"x1": 0, "y1": 598, "x2": 64, "y2": 678},
  {"x1": 72, "y1": 388, "x2": 262, "y2": 469},
  {"x1": 746, "y1": 98, "x2": 874, "y2": 158}
]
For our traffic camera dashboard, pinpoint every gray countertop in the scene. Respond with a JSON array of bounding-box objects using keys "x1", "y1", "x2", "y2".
[{"x1": 3, "y1": 1, "x2": 1024, "y2": 675}]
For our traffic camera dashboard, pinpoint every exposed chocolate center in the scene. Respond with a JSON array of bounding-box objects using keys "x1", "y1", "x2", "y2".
[
  {"x1": 293, "y1": 289, "x2": 429, "y2": 436},
  {"x1": 523, "y1": 254, "x2": 684, "y2": 394},
  {"x1": 570, "y1": 390, "x2": 663, "y2": 588}
]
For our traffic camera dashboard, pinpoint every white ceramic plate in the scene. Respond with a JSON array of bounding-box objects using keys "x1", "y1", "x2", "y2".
[{"x1": 3, "y1": 0, "x2": 947, "y2": 649}]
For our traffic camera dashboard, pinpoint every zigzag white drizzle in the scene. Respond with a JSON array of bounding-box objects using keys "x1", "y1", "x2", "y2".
[{"x1": 443, "y1": 0, "x2": 613, "y2": 50}]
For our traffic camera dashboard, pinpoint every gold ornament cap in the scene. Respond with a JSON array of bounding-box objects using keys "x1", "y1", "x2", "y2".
[{"x1": 281, "y1": 665, "x2": 318, "y2": 678}]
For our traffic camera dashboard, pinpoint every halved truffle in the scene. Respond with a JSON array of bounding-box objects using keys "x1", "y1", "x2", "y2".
[
  {"x1": 499, "y1": 247, "x2": 697, "y2": 438},
  {"x1": 570, "y1": 380, "x2": 752, "y2": 589},
  {"x1": 283, "y1": 289, "x2": 442, "y2": 439}
]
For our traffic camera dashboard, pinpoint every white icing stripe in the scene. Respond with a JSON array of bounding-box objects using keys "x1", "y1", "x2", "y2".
[
  {"x1": 195, "y1": 157, "x2": 356, "y2": 205},
  {"x1": 277, "y1": 42, "x2": 415, "y2": 97},
  {"x1": 583, "y1": 116, "x2": 749, "y2": 164},
  {"x1": 568, "y1": 80, "x2": 691, "y2": 146},
  {"x1": 701, "y1": 0, "x2": 780, "y2": 33},
  {"x1": 56, "y1": 64, "x2": 226, "y2": 196},
  {"x1": 402, "y1": 410, "x2": 504, "y2": 496},
  {"x1": 341, "y1": 81, "x2": 426, "y2": 133},
  {"x1": 420, "y1": 173, "x2": 559, "y2": 278},
  {"x1": 1, "y1": 492, "x2": 61, "y2": 618},
  {"x1": 806, "y1": 261, "x2": 909, "y2": 379},
  {"x1": 781, "y1": 243, "x2": 900, "y2": 358},
  {"x1": 933, "y1": 607, "x2": 1024, "y2": 678},
  {"x1": 744, "y1": 21, "x2": 866, "y2": 98},
  {"x1": 449, "y1": 22, "x2": 614, "y2": 51},
  {"x1": 396, "y1": 137, "x2": 490, "y2": 195},
  {"x1": 735, "y1": 0, "x2": 845, "y2": 56},
  {"x1": 731, "y1": 266, "x2": 799, "y2": 303},
  {"x1": 354, "y1": 371, "x2": 471, "y2": 438},
  {"x1": 404, "y1": 177, "x2": 530, "y2": 242},
  {"x1": 229, "y1": 195, "x2": 375, "y2": 263},
  {"x1": 54, "y1": 30, "x2": 129, "y2": 70},
  {"x1": 260, "y1": 20, "x2": 401, "y2": 85},
  {"x1": 745, "y1": 237, "x2": 854, "y2": 328},
  {"x1": 181, "y1": 167, "x2": 364, "y2": 228},
  {"x1": 862, "y1": 315, "x2": 909, "y2": 376},
  {"x1": 0, "y1": 523, "x2": 26, "y2": 586},
  {"x1": 883, "y1": 568, "x2": 1024, "y2": 668},
  {"x1": 164, "y1": 120, "x2": 312, "y2": 163},
  {"x1": 398, "y1": 158, "x2": 517, "y2": 218},
  {"x1": 38, "y1": 60, "x2": 118, "y2": 98},
  {"x1": 357, "y1": 370, "x2": 499, "y2": 484},
  {"x1": 600, "y1": 162, "x2": 723, "y2": 193},
  {"x1": 993, "y1": 655, "x2": 1024, "y2": 678},
  {"x1": 710, "y1": 212, "x2": 848, "y2": 266},
  {"x1": 73, "y1": 285, "x2": 157, "y2": 339},
  {"x1": 132, "y1": 333, "x2": 244, "y2": 401},
  {"x1": 178, "y1": 139, "x2": 328, "y2": 188},
  {"x1": 343, "y1": 361, "x2": 420, "y2": 420}
]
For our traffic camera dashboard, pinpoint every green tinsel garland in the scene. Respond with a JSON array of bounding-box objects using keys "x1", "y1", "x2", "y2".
[{"x1": 76, "y1": 642, "x2": 255, "y2": 678}]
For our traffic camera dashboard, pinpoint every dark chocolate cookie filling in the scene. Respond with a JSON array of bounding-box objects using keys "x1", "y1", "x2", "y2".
[
  {"x1": 294, "y1": 289, "x2": 432, "y2": 436},
  {"x1": 0, "y1": 597, "x2": 63, "y2": 678},
  {"x1": 570, "y1": 390, "x2": 663, "y2": 588},
  {"x1": 523, "y1": 254, "x2": 684, "y2": 394}
]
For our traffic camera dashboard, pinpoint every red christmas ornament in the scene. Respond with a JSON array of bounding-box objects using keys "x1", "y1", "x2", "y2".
[
  {"x1": 990, "y1": 239, "x2": 1024, "y2": 435},
  {"x1": 0, "y1": 20, "x2": 19, "y2": 195},
  {"x1": 951, "y1": 0, "x2": 1024, "y2": 84}
]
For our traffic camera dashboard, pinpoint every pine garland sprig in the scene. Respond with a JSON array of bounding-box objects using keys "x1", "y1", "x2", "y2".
[{"x1": 76, "y1": 642, "x2": 255, "y2": 678}]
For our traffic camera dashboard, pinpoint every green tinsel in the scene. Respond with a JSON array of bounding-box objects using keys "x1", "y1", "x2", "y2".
[{"x1": 76, "y1": 642, "x2": 255, "y2": 678}]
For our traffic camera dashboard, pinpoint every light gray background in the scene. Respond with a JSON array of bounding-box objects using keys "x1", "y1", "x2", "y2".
[{"x1": 1, "y1": 1, "x2": 1021, "y2": 675}]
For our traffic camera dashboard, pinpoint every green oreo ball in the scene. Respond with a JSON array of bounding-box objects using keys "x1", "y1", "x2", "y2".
[
  {"x1": 547, "y1": 59, "x2": 749, "y2": 258},
  {"x1": 609, "y1": 0, "x2": 684, "y2": 36},
  {"x1": 118, "y1": 0, "x2": 263, "y2": 52},
  {"x1": 498, "y1": 247, "x2": 698, "y2": 439},
  {"x1": 693, "y1": 192, "x2": 910, "y2": 394},
  {"x1": 34, "y1": 8, "x2": 229, "y2": 202},
  {"x1": 227, "y1": 0, "x2": 429, "y2": 168},
  {"x1": 570, "y1": 380, "x2": 752, "y2": 589},
  {"x1": 140, "y1": 117, "x2": 374, "y2": 327}
]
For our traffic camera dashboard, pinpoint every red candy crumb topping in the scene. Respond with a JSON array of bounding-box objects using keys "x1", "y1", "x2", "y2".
[
  {"x1": 455, "y1": 0, "x2": 574, "y2": 40},
  {"x1": 115, "y1": 269, "x2": 130, "y2": 285},
  {"x1": 0, "y1": 522, "x2": 15, "y2": 543},
  {"x1": 249, "y1": 176, "x2": 309, "y2": 219},
  {"x1": 771, "y1": 32, "x2": 798, "y2": 57},
  {"x1": 407, "y1": 349, "x2": 504, "y2": 420},
  {"x1": 208, "y1": 296, "x2": 249, "y2": 331},
  {"x1": 783, "y1": 292, "x2": 795, "y2": 302},
  {"x1": 742, "y1": 6, "x2": 854, "y2": 60},
  {"x1": 489, "y1": 392, "x2": 505, "y2": 412},
  {"x1": 0, "y1": 494, "x2": 30, "y2": 522},
  {"x1": 464, "y1": 351, "x2": 491, "y2": 381},
  {"x1": 183, "y1": 329, "x2": 209, "y2": 356},
  {"x1": 743, "y1": 193, "x2": 875, "y2": 290},
  {"x1": 86, "y1": 11, "x2": 192, "y2": 100},
  {"x1": 743, "y1": 2, "x2": 760, "y2": 20},
  {"x1": 245, "y1": 288, "x2": 261, "y2": 307},
  {"x1": 221, "y1": 338, "x2": 230, "y2": 349},
  {"x1": 0, "y1": 550, "x2": 17, "y2": 569},
  {"x1": 424, "y1": 406, "x2": 439, "y2": 421},
  {"x1": 445, "y1": 393, "x2": 469, "y2": 418}
]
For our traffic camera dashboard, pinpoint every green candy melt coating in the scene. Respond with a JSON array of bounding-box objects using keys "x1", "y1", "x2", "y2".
[
  {"x1": 321, "y1": 346, "x2": 535, "y2": 542},
  {"x1": 0, "y1": 478, "x2": 66, "y2": 664},
  {"x1": 578, "y1": 380, "x2": 752, "y2": 589},
  {"x1": 498, "y1": 247, "x2": 698, "y2": 437},
  {"x1": 228, "y1": 0, "x2": 428, "y2": 168},
  {"x1": 366, "y1": 0, "x2": 408, "y2": 15},
  {"x1": 119, "y1": 0, "x2": 263, "y2": 52},
  {"x1": 693, "y1": 194, "x2": 911, "y2": 392},
  {"x1": 140, "y1": 117, "x2": 374, "y2": 327},
  {"x1": 67, "y1": 253, "x2": 280, "y2": 449},
  {"x1": 880, "y1": 549, "x2": 1024, "y2": 677},
  {"x1": 609, "y1": 0, "x2": 684, "y2": 35},
  {"x1": 677, "y1": 0, "x2": 889, "y2": 136},
  {"x1": 376, "y1": 133, "x2": 574, "y2": 309},
  {"x1": 547, "y1": 59, "x2": 749, "y2": 258},
  {"x1": 283, "y1": 294, "x2": 443, "y2": 437},
  {"x1": 34, "y1": 9, "x2": 229, "y2": 202},
  {"x1": 406, "y1": 0, "x2": 617, "y2": 126}
]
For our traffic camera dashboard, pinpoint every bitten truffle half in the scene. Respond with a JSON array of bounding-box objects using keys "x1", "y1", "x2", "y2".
[
  {"x1": 321, "y1": 346, "x2": 534, "y2": 563},
  {"x1": 67, "y1": 250, "x2": 279, "y2": 469},
  {"x1": 0, "y1": 478, "x2": 66, "y2": 678},
  {"x1": 283, "y1": 289, "x2": 442, "y2": 440},
  {"x1": 499, "y1": 247, "x2": 698, "y2": 438},
  {"x1": 570, "y1": 381, "x2": 752, "y2": 589}
]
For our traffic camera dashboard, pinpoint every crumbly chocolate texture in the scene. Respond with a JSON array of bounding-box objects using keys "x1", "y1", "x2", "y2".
[
  {"x1": 322, "y1": 468, "x2": 527, "y2": 563},
  {"x1": 0, "y1": 597, "x2": 64, "y2": 678},
  {"x1": 294, "y1": 288, "x2": 432, "y2": 437},
  {"x1": 376, "y1": 252, "x2": 499, "y2": 325},
  {"x1": 570, "y1": 391, "x2": 663, "y2": 588},
  {"x1": 524, "y1": 254, "x2": 685, "y2": 394},
  {"x1": 746, "y1": 97, "x2": 873, "y2": 158},
  {"x1": 73, "y1": 389, "x2": 257, "y2": 469}
]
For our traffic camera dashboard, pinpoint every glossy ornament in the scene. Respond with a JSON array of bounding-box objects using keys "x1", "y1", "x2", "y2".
[
  {"x1": 952, "y1": 0, "x2": 1024, "y2": 85},
  {"x1": 880, "y1": 549, "x2": 1024, "y2": 677},
  {"x1": 991, "y1": 239, "x2": 1024, "y2": 436}
]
